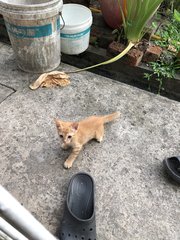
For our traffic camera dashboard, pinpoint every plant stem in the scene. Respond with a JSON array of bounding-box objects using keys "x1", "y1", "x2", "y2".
[{"x1": 66, "y1": 42, "x2": 135, "y2": 74}]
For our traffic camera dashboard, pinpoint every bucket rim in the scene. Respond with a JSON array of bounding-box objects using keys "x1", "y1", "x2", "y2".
[
  {"x1": 61, "y1": 3, "x2": 92, "y2": 28},
  {"x1": 0, "y1": 0, "x2": 63, "y2": 20},
  {"x1": 0, "y1": 0, "x2": 62, "y2": 9},
  {"x1": 62, "y1": 3, "x2": 92, "y2": 14}
]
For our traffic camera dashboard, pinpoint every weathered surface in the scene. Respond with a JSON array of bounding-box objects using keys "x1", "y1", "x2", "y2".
[
  {"x1": 0, "y1": 43, "x2": 180, "y2": 240},
  {"x1": 143, "y1": 45, "x2": 163, "y2": 63},
  {"x1": 2, "y1": 13, "x2": 60, "y2": 73},
  {"x1": 0, "y1": 85, "x2": 14, "y2": 104}
]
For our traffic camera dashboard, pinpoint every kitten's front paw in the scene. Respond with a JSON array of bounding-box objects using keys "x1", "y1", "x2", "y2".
[{"x1": 64, "y1": 160, "x2": 73, "y2": 169}]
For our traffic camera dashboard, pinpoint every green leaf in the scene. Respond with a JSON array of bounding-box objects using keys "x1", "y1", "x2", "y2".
[
  {"x1": 123, "y1": 0, "x2": 163, "y2": 43},
  {"x1": 152, "y1": 21, "x2": 158, "y2": 29},
  {"x1": 174, "y1": 9, "x2": 180, "y2": 22}
]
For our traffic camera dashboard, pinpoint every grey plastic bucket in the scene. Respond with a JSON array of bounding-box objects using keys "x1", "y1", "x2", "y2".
[{"x1": 0, "y1": 0, "x2": 63, "y2": 73}]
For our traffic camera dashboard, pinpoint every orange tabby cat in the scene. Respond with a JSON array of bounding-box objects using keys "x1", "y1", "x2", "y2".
[{"x1": 55, "y1": 112, "x2": 120, "y2": 169}]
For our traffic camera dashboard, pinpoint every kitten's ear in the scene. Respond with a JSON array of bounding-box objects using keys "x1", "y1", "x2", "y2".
[
  {"x1": 54, "y1": 119, "x2": 62, "y2": 128},
  {"x1": 71, "y1": 122, "x2": 79, "y2": 131}
]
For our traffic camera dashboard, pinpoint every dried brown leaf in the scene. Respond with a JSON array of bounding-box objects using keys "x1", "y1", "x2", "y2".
[{"x1": 29, "y1": 71, "x2": 70, "y2": 90}]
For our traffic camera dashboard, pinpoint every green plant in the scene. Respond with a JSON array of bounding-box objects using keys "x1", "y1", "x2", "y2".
[
  {"x1": 153, "y1": 10, "x2": 180, "y2": 51},
  {"x1": 72, "y1": 0, "x2": 163, "y2": 73},
  {"x1": 162, "y1": 0, "x2": 180, "y2": 12},
  {"x1": 112, "y1": 28, "x2": 126, "y2": 43},
  {"x1": 144, "y1": 53, "x2": 180, "y2": 94},
  {"x1": 121, "y1": 0, "x2": 161, "y2": 42},
  {"x1": 144, "y1": 8, "x2": 180, "y2": 94}
]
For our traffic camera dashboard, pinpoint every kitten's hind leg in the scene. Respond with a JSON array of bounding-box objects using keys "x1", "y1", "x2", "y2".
[{"x1": 95, "y1": 125, "x2": 104, "y2": 142}]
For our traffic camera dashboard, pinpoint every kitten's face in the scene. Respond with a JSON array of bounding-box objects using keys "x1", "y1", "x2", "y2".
[{"x1": 55, "y1": 119, "x2": 78, "y2": 145}]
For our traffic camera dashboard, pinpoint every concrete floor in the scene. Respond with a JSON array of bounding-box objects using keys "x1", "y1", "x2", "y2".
[{"x1": 0, "y1": 42, "x2": 180, "y2": 240}]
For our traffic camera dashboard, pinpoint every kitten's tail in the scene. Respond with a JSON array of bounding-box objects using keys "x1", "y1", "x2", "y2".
[{"x1": 102, "y1": 112, "x2": 120, "y2": 123}]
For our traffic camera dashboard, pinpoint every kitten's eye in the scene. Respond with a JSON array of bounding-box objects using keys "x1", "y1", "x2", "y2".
[
  {"x1": 68, "y1": 135, "x2": 72, "y2": 139},
  {"x1": 59, "y1": 135, "x2": 63, "y2": 138}
]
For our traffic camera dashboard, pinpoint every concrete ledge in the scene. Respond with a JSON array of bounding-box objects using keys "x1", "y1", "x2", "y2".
[{"x1": 62, "y1": 45, "x2": 180, "y2": 101}]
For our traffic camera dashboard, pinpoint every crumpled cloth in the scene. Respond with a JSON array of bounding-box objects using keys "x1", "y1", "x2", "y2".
[{"x1": 29, "y1": 71, "x2": 70, "y2": 90}]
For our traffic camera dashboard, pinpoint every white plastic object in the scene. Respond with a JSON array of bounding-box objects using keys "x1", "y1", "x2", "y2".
[{"x1": 60, "y1": 4, "x2": 93, "y2": 55}]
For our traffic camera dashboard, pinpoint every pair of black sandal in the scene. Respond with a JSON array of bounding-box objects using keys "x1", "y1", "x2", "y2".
[{"x1": 58, "y1": 173, "x2": 96, "y2": 240}]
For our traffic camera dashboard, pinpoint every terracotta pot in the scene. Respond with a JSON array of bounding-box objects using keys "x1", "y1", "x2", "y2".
[{"x1": 99, "y1": 0, "x2": 126, "y2": 29}]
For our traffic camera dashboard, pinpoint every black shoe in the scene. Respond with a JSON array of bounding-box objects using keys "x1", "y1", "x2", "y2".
[
  {"x1": 59, "y1": 172, "x2": 96, "y2": 240},
  {"x1": 163, "y1": 156, "x2": 180, "y2": 183}
]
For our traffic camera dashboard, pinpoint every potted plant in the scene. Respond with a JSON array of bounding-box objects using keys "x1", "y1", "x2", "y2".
[{"x1": 74, "y1": 0, "x2": 164, "y2": 72}]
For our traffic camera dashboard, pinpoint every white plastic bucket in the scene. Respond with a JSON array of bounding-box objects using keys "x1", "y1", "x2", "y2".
[
  {"x1": 60, "y1": 4, "x2": 92, "y2": 55},
  {"x1": 0, "y1": 0, "x2": 63, "y2": 73}
]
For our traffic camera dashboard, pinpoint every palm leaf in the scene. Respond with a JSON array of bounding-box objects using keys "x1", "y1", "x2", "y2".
[{"x1": 125, "y1": 0, "x2": 163, "y2": 42}]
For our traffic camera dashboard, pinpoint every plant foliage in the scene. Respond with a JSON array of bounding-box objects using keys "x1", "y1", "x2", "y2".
[
  {"x1": 120, "y1": 0, "x2": 163, "y2": 43},
  {"x1": 153, "y1": 9, "x2": 180, "y2": 51},
  {"x1": 145, "y1": 8, "x2": 180, "y2": 94},
  {"x1": 73, "y1": 0, "x2": 163, "y2": 72}
]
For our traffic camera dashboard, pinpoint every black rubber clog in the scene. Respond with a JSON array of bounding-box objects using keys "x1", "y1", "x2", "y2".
[
  {"x1": 163, "y1": 156, "x2": 180, "y2": 183},
  {"x1": 59, "y1": 172, "x2": 96, "y2": 240}
]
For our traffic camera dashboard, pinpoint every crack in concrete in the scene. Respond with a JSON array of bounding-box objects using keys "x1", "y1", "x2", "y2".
[
  {"x1": 0, "y1": 83, "x2": 16, "y2": 92},
  {"x1": 0, "y1": 83, "x2": 16, "y2": 104},
  {"x1": 0, "y1": 91, "x2": 16, "y2": 104}
]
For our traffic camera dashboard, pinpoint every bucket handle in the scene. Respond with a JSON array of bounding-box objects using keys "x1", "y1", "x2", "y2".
[{"x1": 59, "y1": 12, "x2": 65, "y2": 30}]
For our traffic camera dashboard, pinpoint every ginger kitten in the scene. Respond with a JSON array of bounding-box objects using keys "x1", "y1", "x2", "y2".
[{"x1": 55, "y1": 112, "x2": 120, "y2": 169}]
